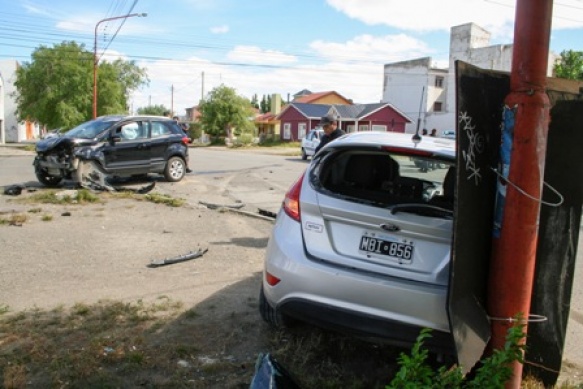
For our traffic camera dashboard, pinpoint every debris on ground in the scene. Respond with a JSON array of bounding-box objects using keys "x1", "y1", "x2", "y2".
[
  {"x1": 250, "y1": 353, "x2": 301, "y2": 389},
  {"x1": 78, "y1": 160, "x2": 156, "y2": 194},
  {"x1": 257, "y1": 208, "x2": 277, "y2": 219},
  {"x1": 198, "y1": 200, "x2": 245, "y2": 210},
  {"x1": 148, "y1": 247, "x2": 208, "y2": 268},
  {"x1": 3, "y1": 184, "x2": 25, "y2": 196}
]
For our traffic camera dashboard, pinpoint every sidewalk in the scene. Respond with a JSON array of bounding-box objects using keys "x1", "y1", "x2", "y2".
[{"x1": 0, "y1": 143, "x2": 35, "y2": 156}]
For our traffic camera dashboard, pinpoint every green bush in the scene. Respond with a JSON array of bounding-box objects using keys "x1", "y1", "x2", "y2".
[
  {"x1": 232, "y1": 133, "x2": 255, "y2": 147},
  {"x1": 387, "y1": 319, "x2": 525, "y2": 388}
]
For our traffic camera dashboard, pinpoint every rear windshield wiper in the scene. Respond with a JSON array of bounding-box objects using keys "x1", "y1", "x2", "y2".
[{"x1": 390, "y1": 203, "x2": 453, "y2": 218}]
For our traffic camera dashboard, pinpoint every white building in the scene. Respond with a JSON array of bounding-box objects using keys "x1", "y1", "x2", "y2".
[
  {"x1": 382, "y1": 23, "x2": 556, "y2": 135},
  {"x1": 0, "y1": 59, "x2": 40, "y2": 143}
]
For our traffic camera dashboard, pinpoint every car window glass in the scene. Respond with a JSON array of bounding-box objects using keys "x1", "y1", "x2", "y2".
[
  {"x1": 151, "y1": 121, "x2": 172, "y2": 138},
  {"x1": 114, "y1": 122, "x2": 144, "y2": 141},
  {"x1": 316, "y1": 151, "x2": 454, "y2": 209}
]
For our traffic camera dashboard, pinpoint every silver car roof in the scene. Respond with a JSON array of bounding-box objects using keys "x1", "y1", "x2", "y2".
[{"x1": 325, "y1": 131, "x2": 456, "y2": 160}]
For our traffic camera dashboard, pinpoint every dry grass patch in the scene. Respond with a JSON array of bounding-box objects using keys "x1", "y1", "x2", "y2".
[{"x1": 0, "y1": 213, "x2": 27, "y2": 226}]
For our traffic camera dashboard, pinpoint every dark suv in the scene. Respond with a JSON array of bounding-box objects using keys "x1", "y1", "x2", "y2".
[{"x1": 34, "y1": 115, "x2": 190, "y2": 186}]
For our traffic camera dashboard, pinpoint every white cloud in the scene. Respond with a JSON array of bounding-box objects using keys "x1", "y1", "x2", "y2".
[
  {"x1": 210, "y1": 25, "x2": 230, "y2": 34},
  {"x1": 326, "y1": 0, "x2": 583, "y2": 36},
  {"x1": 310, "y1": 34, "x2": 433, "y2": 63},
  {"x1": 227, "y1": 46, "x2": 298, "y2": 65}
]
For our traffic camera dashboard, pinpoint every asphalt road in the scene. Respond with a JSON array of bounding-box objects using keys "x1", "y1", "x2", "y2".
[{"x1": 0, "y1": 145, "x2": 581, "y2": 382}]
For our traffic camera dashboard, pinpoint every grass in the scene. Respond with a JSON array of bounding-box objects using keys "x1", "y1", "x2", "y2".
[
  {"x1": 41, "y1": 214, "x2": 53, "y2": 221},
  {"x1": 110, "y1": 190, "x2": 185, "y2": 207},
  {"x1": 0, "y1": 213, "x2": 27, "y2": 226},
  {"x1": 0, "y1": 299, "x2": 185, "y2": 388},
  {"x1": 1, "y1": 298, "x2": 581, "y2": 388},
  {"x1": 23, "y1": 189, "x2": 101, "y2": 205},
  {"x1": 257, "y1": 139, "x2": 301, "y2": 148},
  {"x1": 143, "y1": 192, "x2": 185, "y2": 207}
]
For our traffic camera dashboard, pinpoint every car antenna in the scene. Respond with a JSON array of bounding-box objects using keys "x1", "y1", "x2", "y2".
[{"x1": 412, "y1": 86, "x2": 425, "y2": 146}]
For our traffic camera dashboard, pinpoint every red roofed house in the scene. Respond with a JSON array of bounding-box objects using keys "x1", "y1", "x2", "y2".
[{"x1": 276, "y1": 102, "x2": 412, "y2": 141}]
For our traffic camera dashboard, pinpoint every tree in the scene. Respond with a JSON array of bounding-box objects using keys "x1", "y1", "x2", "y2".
[
  {"x1": 137, "y1": 104, "x2": 169, "y2": 116},
  {"x1": 553, "y1": 50, "x2": 583, "y2": 80},
  {"x1": 14, "y1": 41, "x2": 148, "y2": 130},
  {"x1": 198, "y1": 85, "x2": 255, "y2": 138},
  {"x1": 260, "y1": 94, "x2": 272, "y2": 114},
  {"x1": 250, "y1": 93, "x2": 259, "y2": 110}
]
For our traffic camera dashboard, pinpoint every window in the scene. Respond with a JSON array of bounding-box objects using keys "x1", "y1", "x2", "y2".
[
  {"x1": 116, "y1": 122, "x2": 144, "y2": 141},
  {"x1": 358, "y1": 124, "x2": 369, "y2": 132},
  {"x1": 346, "y1": 125, "x2": 355, "y2": 133},
  {"x1": 435, "y1": 76, "x2": 444, "y2": 88},
  {"x1": 433, "y1": 102, "x2": 443, "y2": 112},
  {"x1": 151, "y1": 121, "x2": 171, "y2": 138},
  {"x1": 372, "y1": 125, "x2": 387, "y2": 132},
  {"x1": 283, "y1": 123, "x2": 291, "y2": 140},
  {"x1": 298, "y1": 123, "x2": 307, "y2": 139}
]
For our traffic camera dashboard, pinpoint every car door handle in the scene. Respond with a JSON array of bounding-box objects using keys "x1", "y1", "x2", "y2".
[{"x1": 138, "y1": 143, "x2": 150, "y2": 149}]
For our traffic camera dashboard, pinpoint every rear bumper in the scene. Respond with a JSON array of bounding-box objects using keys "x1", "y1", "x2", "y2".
[
  {"x1": 279, "y1": 298, "x2": 454, "y2": 354},
  {"x1": 263, "y1": 212, "x2": 452, "y2": 349}
]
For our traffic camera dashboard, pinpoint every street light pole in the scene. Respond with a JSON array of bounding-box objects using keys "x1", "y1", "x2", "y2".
[{"x1": 93, "y1": 12, "x2": 147, "y2": 119}]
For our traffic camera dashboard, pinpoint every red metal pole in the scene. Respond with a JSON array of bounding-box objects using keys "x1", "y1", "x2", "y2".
[{"x1": 487, "y1": 0, "x2": 553, "y2": 387}]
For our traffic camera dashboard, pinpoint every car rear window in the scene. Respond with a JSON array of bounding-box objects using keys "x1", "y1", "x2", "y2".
[{"x1": 312, "y1": 150, "x2": 455, "y2": 209}]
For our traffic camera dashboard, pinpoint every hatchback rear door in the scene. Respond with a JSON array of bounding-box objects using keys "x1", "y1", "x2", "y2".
[{"x1": 301, "y1": 146, "x2": 455, "y2": 286}]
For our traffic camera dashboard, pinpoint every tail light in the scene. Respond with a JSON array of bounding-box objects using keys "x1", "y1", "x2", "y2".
[
  {"x1": 282, "y1": 171, "x2": 305, "y2": 222},
  {"x1": 181, "y1": 136, "x2": 191, "y2": 145}
]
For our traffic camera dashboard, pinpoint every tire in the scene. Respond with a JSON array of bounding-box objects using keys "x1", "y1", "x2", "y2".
[
  {"x1": 35, "y1": 166, "x2": 63, "y2": 187},
  {"x1": 164, "y1": 156, "x2": 186, "y2": 182},
  {"x1": 259, "y1": 285, "x2": 294, "y2": 328},
  {"x1": 301, "y1": 148, "x2": 307, "y2": 160}
]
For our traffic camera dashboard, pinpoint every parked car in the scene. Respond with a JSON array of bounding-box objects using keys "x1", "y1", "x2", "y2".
[
  {"x1": 300, "y1": 129, "x2": 324, "y2": 160},
  {"x1": 259, "y1": 131, "x2": 457, "y2": 352},
  {"x1": 442, "y1": 130, "x2": 456, "y2": 139},
  {"x1": 34, "y1": 115, "x2": 191, "y2": 187}
]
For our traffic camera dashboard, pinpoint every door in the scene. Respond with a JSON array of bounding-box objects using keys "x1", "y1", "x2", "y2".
[
  {"x1": 148, "y1": 120, "x2": 180, "y2": 170},
  {"x1": 101, "y1": 121, "x2": 150, "y2": 173}
]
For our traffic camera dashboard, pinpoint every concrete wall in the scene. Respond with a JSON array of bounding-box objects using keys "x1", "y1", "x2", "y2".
[{"x1": 0, "y1": 60, "x2": 40, "y2": 143}]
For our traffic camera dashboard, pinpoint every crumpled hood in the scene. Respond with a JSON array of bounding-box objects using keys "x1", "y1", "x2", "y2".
[{"x1": 35, "y1": 137, "x2": 96, "y2": 153}]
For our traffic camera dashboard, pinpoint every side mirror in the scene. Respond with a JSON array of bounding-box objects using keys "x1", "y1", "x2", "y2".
[{"x1": 109, "y1": 131, "x2": 122, "y2": 144}]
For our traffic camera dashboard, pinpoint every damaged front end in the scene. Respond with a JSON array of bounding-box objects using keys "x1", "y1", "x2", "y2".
[{"x1": 34, "y1": 137, "x2": 95, "y2": 187}]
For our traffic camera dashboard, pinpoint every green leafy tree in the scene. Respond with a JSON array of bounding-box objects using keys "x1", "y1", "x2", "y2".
[
  {"x1": 198, "y1": 84, "x2": 254, "y2": 138},
  {"x1": 553, "y1": 50, "x2": 583, "y2": 80},
  {"x1": 14, "y1": 41, "x2": 148, "y2": 130},
  {"x1": 137, "y1": 104, "x2": 169, "y2": 116}
]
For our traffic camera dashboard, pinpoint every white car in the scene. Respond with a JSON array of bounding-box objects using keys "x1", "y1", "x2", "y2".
[
  {"x1": 442, "y1": 130, "x2": 456, "y2": 139},
  {"x1": 300, "y1": 129, "x2": 324, "y2": 160},
  {"x1": 260, "y1": 131, "x2": 457, "y2": 352}
]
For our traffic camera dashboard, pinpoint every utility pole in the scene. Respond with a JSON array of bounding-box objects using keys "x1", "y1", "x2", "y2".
[
  {"x1": 201, "y1": 71, "x2": 205, "y2": 102},
  {"x1": 487, "y1": 0, "x2": 553, "y2": 387},
  {"x1": 171, "y1": 84, "x2": 174, "y2": 117}
]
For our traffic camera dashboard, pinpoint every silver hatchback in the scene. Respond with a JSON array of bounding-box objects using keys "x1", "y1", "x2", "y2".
[{"x1": 260, "y1": 131, "x2": 457, "y2": 352}]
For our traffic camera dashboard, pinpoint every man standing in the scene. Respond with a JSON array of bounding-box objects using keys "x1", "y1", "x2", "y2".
[{"x1": 314, "y1": 114, "x2": 345, "y2": 154}]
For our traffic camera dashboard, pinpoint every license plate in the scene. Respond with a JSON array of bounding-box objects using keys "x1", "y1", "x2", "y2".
[{"x1": 359, "y1": 235, "x2": 414, "y2": 263}]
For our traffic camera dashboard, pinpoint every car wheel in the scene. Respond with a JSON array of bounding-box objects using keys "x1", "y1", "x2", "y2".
[
  {"x1": 35, "y1": 166, "x2": 63, "y2": 187},
  {"x1": 164, "y1": 156, "x2": 186, "y2": 182},
  {"x1": 259, "y1": 285, "x2": 294, "y2": 328},
  {"x1": 301, "y1": 148, "x2": 307, "y2": 160}
]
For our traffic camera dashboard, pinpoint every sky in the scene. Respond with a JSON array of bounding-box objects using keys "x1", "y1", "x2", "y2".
[{"x1": 1, "y1": 0, "x2": 582, "y2": 117}]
